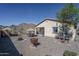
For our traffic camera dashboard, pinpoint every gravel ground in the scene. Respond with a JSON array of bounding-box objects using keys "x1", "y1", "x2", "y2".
[
  {"x1": 1, "y1": 35, "x2": 79, "y2": 56},
  {"x1": 10, "y1": 36, "x2": 78, "y2": 56}
]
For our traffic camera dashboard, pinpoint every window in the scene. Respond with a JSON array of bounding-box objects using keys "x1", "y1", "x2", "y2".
[{"x1": 53, "y1": 27, "x2": 58, "y2": 33}]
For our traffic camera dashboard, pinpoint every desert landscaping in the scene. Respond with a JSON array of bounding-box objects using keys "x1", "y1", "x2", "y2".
[
  {"x1": 0, "y1": 3, "x2": 79, "y2": 56},
  {"x1": 0, "y1": 34, "x2": 79, "y2": 56}
]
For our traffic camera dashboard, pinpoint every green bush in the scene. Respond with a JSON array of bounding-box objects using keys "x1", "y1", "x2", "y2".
[{"x1": 63, "y1": 50, "x2": 77, "y2": 56}]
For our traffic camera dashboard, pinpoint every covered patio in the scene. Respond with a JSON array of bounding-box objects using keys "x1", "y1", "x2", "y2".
[{"x1": 35, "y1": 27, "x2": 45, "y2": 36}]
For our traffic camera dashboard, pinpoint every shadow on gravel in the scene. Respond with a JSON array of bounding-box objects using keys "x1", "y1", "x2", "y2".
[{"x1": 0, "y1": 36, "x2": 22, "y2": 56}]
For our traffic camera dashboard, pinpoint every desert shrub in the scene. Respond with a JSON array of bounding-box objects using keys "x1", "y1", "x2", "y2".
[
  {"x1": 30, "y1": 37, "x2": 40, "y2": 47},
  {"x1": 18, "y1": 37, "x2": 24, "y2": 41},
  {"x1": 55, "y1": 35, "x2": 59, "y2": 39},
  {"x1": 10, "y1": 33, "x2": 18, "y2": 36},
  {"x1": 63, "y1": 50, "x2": 77, "y2": 56}
]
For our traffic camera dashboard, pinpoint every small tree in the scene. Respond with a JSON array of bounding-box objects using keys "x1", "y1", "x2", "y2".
[{"x1": 56, "y1": 3, "x2": 79, "y2": 41}]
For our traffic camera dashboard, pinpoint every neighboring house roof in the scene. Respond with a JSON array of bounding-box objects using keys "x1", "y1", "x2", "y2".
[
  {"x1": 3, "y1": 27, "x2": 12, "y2": 31},
  {"x1": 0, "y1": 29, "x2": 10, "y2": 37},
  {"x1": 27, "y1": 28, "x2": 34, "y2": 31}
]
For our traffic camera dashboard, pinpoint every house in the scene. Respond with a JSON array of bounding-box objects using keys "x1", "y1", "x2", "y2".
[
  {"x1": 35, "y1": 19, "x2": 76, "y2": 41},
  {"x1": 2, "y1": 27, "x2": 12, "y2": 35},
  {"x1": 27, "y1": 28, "x2": 35, "y2": 34},
  {"x1": 2, "y1": 27, "x2": 12, "y2": 31},
  {"x1": 35, "y1": 19, "x2": 62, "y2": 37}
]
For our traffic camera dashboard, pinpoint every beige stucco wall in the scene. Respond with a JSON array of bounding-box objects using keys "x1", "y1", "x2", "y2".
[
  {"x1": 35, "y1": 20, "x2": 76, "y2": 41},
  {"x1": 36, "y1": 20, "x2": 62, "y2": 37}
]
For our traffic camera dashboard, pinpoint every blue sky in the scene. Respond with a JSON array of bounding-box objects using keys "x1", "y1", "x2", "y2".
[{"x1": 0, "y1": 3, "x2": 79, "y2": 26}]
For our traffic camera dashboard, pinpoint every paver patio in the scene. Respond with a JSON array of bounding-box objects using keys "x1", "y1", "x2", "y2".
[
  {"x1": 10, "y1": 35, "x2": 79, "y2": 56},
  {"x1": 1, "y1": 35, "x2": 79, "y2": 56}
]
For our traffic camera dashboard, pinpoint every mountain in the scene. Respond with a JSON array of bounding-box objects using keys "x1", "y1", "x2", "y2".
[
  {"x1": 10, "y1": 23, "x2": 36, "y2": 34},
  {"x1": 0, "y1": 25, "x2": 4, "y2": 29},
  {"x1": 0, "y1": 23, "x2": 36, "y2": 34},
  {"x1": 0, "y1": 25, "x2": 9, "y2": 29}
]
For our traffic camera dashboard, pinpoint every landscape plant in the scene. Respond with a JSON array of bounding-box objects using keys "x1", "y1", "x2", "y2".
[
  {"x1": 30, "y1": 37, "x2": 40, "y2": 47},
  {"x1": 56, "y1": 3, "x2": 79, "y2": 41},
  {"x1": 63, "y1": 50, "x2": 77, "y2": 56}
]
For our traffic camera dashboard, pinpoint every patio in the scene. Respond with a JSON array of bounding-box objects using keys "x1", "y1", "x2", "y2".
[{"x1": 10, "y1": 35, "x2": 79, "y2": 56}]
